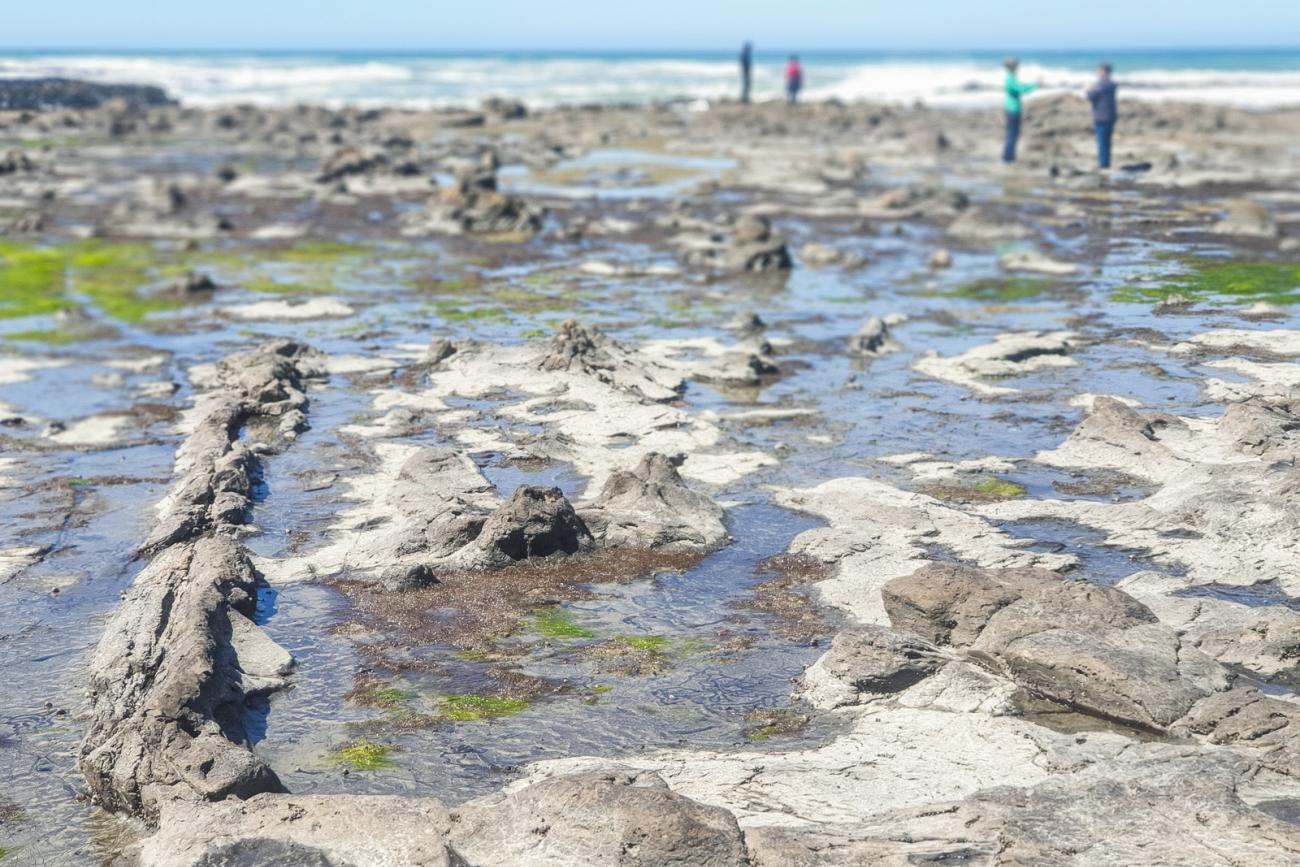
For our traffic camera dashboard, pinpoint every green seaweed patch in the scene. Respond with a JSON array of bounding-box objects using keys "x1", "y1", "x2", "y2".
[
  {"x1": 588, "y1": 684, "x2": 612, "y2": 694},
  {"x1": 242, "y1": 275, "x2": 331, "y2": 295},
  {"x1": 331, "y1": 739, "x2": 398, "y2": 771},
  {"x1": 439, "y1": 693, "x2": 531, "y2": 722},
  {"x1": 435, "y1": 302, "x2": 508, "y2": 322},
  {"x1": 616, "y1": 635, "x2": 670, "y2": 654},
  {"x1": 531, "y1": 606, "x2": 596, "y2": 640},
  {"x1": 924, "y1": 277, "x2": 1055, "y2": 302},
  {"x1": 1, "y1": 328, "x2": 89, "y2": 344},
  {"x1": 0, "y1": 239, "x2": 192, "y2": 323},
  {"x1": 1113, "y1": 259, "x2": 1300, "y2": 305},
  {"x1": 453, "y1": 649, "x2": 494, "y2": 662},
  {"x1": 0, "y1": 845, "x2": 9, "y2": 860},
  {"x1": 743, "y1": 708, "x2": 811, "y2": 741},
  {"x1": 917, "y1": 476, "x2": 1027, "y2": 504}
]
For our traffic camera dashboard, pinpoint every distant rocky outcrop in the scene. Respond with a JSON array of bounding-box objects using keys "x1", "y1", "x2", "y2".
[{"x1": 0, "y1": 77, "x2": 175, "y2": 110}]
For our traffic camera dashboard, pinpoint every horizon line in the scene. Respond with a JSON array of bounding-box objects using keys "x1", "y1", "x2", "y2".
[{"x1": 1, "y1": 43, "x2": 1298, "y2": 54}]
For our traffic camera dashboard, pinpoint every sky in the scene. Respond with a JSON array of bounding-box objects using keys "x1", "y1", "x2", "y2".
[{"x1": 5, "y1": 0, "x2": 1300, "y2": 51}]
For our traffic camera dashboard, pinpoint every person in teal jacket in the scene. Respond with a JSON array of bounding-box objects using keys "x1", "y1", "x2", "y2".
[{"x1": 1002, "y1": 57, "x2": 1039, "y2": 163}]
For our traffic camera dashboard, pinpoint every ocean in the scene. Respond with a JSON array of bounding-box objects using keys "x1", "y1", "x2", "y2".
[{"x1": 1, "y1": 48, "x2": 1299, "y2": 109}]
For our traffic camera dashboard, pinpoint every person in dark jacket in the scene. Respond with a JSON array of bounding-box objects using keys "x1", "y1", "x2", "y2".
[
  {"x1": 786, "y1": 55, "x2": 803, "y2": 104},
  {"x1": 1087, "y1": 63, "x2": 1118, "y2": 169},
  {"x1": 740, "y1": 42, "x2": 753, "y2": 104}
]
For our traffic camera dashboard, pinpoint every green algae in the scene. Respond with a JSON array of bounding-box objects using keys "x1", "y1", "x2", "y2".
[
  {"x1": 531, "y1": 607, "x2": 596, "y2": 640},
  {"x1": 743, "y1": 708, "x2": 810, "y2": 742},
  {"x1": 972, "y1": 478, "x2": 1028, "y2": 499},
  {"x1": 242, "y1": 275, "x2": 327, "y2": 295},
  {"x1": 439, "y1": 693, "x2": 531, "y2": 722},
  {"x1": 1, "y1": 328, "x2": 87, "y2": 344},
  {"x1": 588, "y1": 684, "x2": 612, "y2": 694},
  {"x1": 924, "y1": 277, "x2": 1055, "y2": 302},
  {"x1": 435, "y1": 302, "x2": 508, "y2": 322},
  {"x1": 0, "y1": 239, "x2": 183, "y2": 323},
  {"x1": 616, "y1": 635, "x2": 670, "y2": 654},
  {"x1": 331, "y1": 739, "x2": 397, "y2": 771},
  {"x1": 1113, "y1": 258, "x2": 1300, "y2": 305},
  {"x1": 918, "y1": 476, "x2": 1027, "y2": 504}
]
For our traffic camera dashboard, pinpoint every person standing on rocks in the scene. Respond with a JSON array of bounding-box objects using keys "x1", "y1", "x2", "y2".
[
  {"x1": 1087, "y1": 63, "x2": 1119, "y2": 169},
  {"x1": 1002, "y1": 57, "x2": 1039, "y2": 163},
  {"x1": 786, "y1": 55, "x2": 804, "y2": 105},
  {"x1": 740, "y1": 42, "x2": 754, "y2": 103}
]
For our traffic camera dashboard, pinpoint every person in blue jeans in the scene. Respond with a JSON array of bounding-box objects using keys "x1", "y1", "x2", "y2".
[
  {"x1": 1002, "y1": 57, "x2": 1039, "y2": 163},
  {"x1": 1087, "y1": 63, "x2": 1118, "y2": 169}
]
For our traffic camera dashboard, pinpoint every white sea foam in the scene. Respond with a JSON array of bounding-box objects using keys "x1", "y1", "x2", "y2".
[{"x1": 1, "y1": 53, "x2": 1299, "y2": 110}]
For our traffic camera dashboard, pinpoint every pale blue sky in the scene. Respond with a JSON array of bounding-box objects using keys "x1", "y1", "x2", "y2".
[{"x1": 6, "y1": 0, "x2": 1300, "y2": 51}]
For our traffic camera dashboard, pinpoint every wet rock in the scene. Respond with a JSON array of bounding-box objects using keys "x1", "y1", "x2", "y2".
[
  {"x1": 1210, "y1": 198, "x2": 1279, "y2": 239},
  {"x1": 947, "y1": 206, "x2": 1033, "y2": 243},
  {"x1": 800, "y1": 241, "x2": 865, "y2": 269},
  {"x1": 847, "y1": 315, "x2": 900, "y2": 357},
  {"x1": 0, "y1": 149, "x2": 37, "y2": 175},
  {"x1": 2, "y1": 210, "x2": 45, "y2": 235},
  {"x1": 724, "y1": 215, "x2": 792, "y2": 272},
  {"x1": 0, "y1": 77, "x2": 174, "y2": 110},
  {"x1": 78, "y1": 538, "x2": 289, "y2": 820},
  {"x1": 380, "y1": 561, "x2": 439, "y2": 593},
  {"x1": 1000, "y1": 250, "x2": 1080, "y2": 276},
  {"x1": 926, "y1": 247, "x2": 953, "y2": 269},
  {"x1": 482, "y1": 96, "x2": 528, "y2": 120},
  {"x1": 426, "y1": 337, "x2": 458, "y2": 364},
  {"x1": 316, "y1": 146, "x2": 386, "y2": 183},
  {"x1": 883, "y1": 563, "x2": 1228, "y2": 731},
  {"x1": 142, "y1": 341, "x2": 325, "y2": 558},
  {"x1": 676, "y1": 214, "x2": 792, "y2": 274},
  {"x1": 857, "y1": 185, "x2": 969, "y2": 220},
  {"x1": 913, "y1": 330, "x2": 1082, "y2": 396},
  {"x1": 580, "y1": 452, "x2": 726, "y2": 551},
  {"x1": 407, "y1": 150, "x2": 543, "y2": 236},
  {"x1": 725, "y1": 310, "x2": 766, "y2": 337},
  {"x1": 449, "y1": 769, "x2": 748, "y2": 867},
  {"x1": 157, "y1": 270, "x2": 217, "y2": 297},
  {"x1": 541, "y1": 319, "x2": 683, "y2": 402},
  {"x1": 470, "y1": 485, "x2": 595, "y2": 565}
]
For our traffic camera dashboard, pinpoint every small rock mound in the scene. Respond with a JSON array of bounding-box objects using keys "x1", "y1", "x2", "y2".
[
  {"x1": 581, "y1": 452, "x2": 727, "y2": 551},
  {"x1": 471, "y1": 485, "x2": 595, "y2": 566},
  {"x1": 317, "y1": 146, "x2": 387, "y2": 183},
  {"x1": 676, "y1": 213, "x2": 792, "y2": 274},
  {"x1": 540, "y1": 319, "x2": 683, "y2": 402},
  {"x1": 412, "y1": 150, "x2": 544, "y2": 236},
  {"x1": 1209, "y1": 198, "x2": 1278, "y2": 239}
]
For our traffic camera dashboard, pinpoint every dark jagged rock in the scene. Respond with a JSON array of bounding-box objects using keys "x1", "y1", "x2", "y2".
[
  {"x1": 471, "y1": 485, "x2": 594, "y2": 565},
  {"x1": 0, "y1": 149, "x2": 37, "y2": 175},
  {"x1": 0, "y1": 77, "x2": 175, "y2": 110},
  {"x1": 316, "y1": 146, "x2": 387, "y2": 184},
  {"x1": 409, "y1": 150, "x2": 543, "y2": 236},
  {"x1": 79, "y1": 537, "x2": 290, "y2": 820}
]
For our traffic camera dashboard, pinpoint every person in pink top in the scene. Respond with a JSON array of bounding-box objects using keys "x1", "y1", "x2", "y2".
[{"x1": 785, "y1": 55, "x2": 803, "y2": 104}]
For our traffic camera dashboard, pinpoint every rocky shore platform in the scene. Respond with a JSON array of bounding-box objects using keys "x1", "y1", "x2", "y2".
[{"x1": 1, "y1": 91, "x2": 1300, "y2": 864}]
